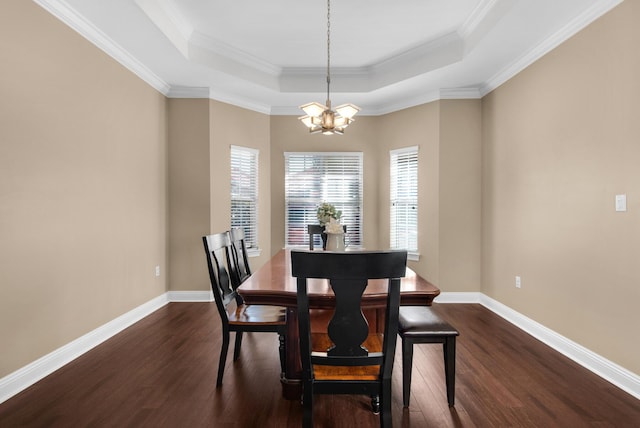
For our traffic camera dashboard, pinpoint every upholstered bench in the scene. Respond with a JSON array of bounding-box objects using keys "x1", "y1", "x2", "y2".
[{"x1": 398, "y1": 306, "x2": 460, "y2": 407}]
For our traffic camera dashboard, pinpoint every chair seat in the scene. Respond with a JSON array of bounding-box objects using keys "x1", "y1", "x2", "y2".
[
  {"x1": 311, "y1": 333, "x2": 382, "y2": 381},
  {"x1": 228, "y1": 304, "x2": 286, "y2": 325},
  {"x1": 398, "y1": 306, "x2": 459, "y2": 337},
  {"x1": 398, "y1": 306, "x2": 459, "y2": 408}
]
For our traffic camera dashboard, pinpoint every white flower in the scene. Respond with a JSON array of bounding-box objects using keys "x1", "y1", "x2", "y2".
[{"x1": 324, "y1": 217, "x2": 343, "y2": 234}]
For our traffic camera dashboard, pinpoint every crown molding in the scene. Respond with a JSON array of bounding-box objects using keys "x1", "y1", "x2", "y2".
[
  {"x1": 166, "y1": 86, "x2": 272, "y2": 115},
  {"x1": 440, "y1": 88, "x2": 483, "y2": 99},
  {"x1": 166, "y1": 86, "x2": 210, "y2": 98},
  {"x1": 208, "y1": 91, "x2": 273, "y2": 115},
  {"x1": 34, "y1": 0, "x2": 624, "y2": 115},
  {"x1": 459, "y1": 0, "x2": 502, "y2": 40},
  {"x1": 480, "y1": 0, "x2": 624, "y2": 96},
  {"x1": 134, "y1": 0, "x2": 192, "y2": 57},
  {"x1": 34, "y1": 0, "x2": 170, "y2": 95},
  {"x1": 190, "y1": 31, "x2": 282, "y2": 77}
]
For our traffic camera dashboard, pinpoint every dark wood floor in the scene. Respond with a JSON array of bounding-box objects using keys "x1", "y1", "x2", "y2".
[{"x1": 1, "y1": 303, "x2": 638, "y2": 427}]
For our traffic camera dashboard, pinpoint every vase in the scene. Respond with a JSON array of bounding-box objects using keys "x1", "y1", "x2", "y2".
[{"x1": 324, "y1": 232, "x2": 345, "y2": 251}]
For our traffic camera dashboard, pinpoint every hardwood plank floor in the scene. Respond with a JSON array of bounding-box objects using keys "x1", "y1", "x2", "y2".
[{"x1": 1, "y1": 303, "x2": 638, "y2": 427}]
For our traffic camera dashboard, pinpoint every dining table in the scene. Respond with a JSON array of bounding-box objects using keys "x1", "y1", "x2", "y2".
[{"x1": 237, "y1": 248, "x2": 441, "y2": 399}]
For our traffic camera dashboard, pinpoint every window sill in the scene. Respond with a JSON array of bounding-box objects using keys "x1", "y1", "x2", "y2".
[
  {"x1": 247, "y1": 248, "x2": 261, "y2": 258},
  {"x1": 407, "y1": 252, "x2": 420, "y2": 262}
]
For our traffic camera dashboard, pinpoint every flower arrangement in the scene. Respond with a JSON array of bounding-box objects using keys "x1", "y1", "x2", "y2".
[
  {"x1": 316, "y1": 202, "x2": 342, "y2": 226},
  {"x1": 324, "y1": 217, "x2": 344, "y2": 234}
]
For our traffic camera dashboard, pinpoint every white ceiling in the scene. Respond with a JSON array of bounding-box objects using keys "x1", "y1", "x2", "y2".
[{"x1": 35, "y1": 0, "x2": 622, "y2": 115}]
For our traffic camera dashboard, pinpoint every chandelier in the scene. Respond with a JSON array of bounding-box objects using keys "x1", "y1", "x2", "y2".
[{"x1": 298, "y1": 0, "x2": 360, "y2": 135}]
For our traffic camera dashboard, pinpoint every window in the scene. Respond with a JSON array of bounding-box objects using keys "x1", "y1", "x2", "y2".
[
  {"x1": 285, "y1": 152, "x2": 363, "y2": 248},
  {"x1": 390, "y1": 146, "x2": 419, "y2": 259},
  {"x1": 230, "y1": 145, "x2": 259, "y2": 253}
]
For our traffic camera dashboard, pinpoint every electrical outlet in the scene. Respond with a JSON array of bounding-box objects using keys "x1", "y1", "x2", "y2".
[
  {"x1": 515, "y1": 276, "x2": 521, "y2": 288},
  {"x1": 155, "y1": 265, "x2": 161, "y2": 277}
]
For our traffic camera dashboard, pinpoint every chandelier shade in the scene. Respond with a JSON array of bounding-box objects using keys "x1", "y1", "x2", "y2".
[{"x1": 298, "y1": 0, "x2": 360, "y2": 135}]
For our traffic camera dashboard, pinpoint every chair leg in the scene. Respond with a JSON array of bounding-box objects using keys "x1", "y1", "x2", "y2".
[
  {"x1": 217, "y1": 328, "x2": 230, "y2": 388},
  {"x1": 233, "y1": 331, "x2": 243, "y2": 361},
  {"x1": 402, "y1": 337, "x2": 414, "y2": 407},
  {"x1": 278, "y1": 332, "x2": 286, "y2": 376},
  {"x1": 302, "y1": 380, "x2": 313, "y2": 428},
  {"x1": 371, "y1": 395, "x2": 380, "y2": 414},
  {"x1": 443, "y1": 336, "x2": 456, "y2": 407},
  {"x1": 380, "y1": 380, "x2": 392, "y2": 428}
]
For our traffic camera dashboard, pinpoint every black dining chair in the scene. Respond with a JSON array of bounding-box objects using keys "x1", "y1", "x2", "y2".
[
  {"x1": 202, "y1": 232, "x2": 286, "y2": 387},
  {"x1": 228, "y1": 227, "x2": 251, "y2": 286},
  {"x1": 290, "y1": 249, "x2": 407, "y2": 428},
  {"x1": 306, "y1": 224, "x2": 324, "y2": 250},
  {"x1": 307, "y1": 224, "x2": 347, "y2": 250}
]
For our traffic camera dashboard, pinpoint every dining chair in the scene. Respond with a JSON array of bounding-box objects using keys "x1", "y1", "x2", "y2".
[
  {"x1": 228, "y1": 227, "x2": 251, "y2": 286},
  {"x1": 290, "y1": 249, "x2": 407, "y2": 428},
  {"x1": 306, "y1": 224, "x2": 324, "y2": 250},
  {"x1": 398, "y1": 306, "x2": 459, "y2": 407},
  {"x1": 307, "y1": 224, "x2": 347, "y2": 250},
  {"x1": 202, "y1": 232, "x2": 286, "y2": 387}
]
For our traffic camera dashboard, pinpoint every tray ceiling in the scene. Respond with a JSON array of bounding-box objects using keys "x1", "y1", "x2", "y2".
[{"x1": 35, "y1": 0, "x2": 622, "y2": 115}]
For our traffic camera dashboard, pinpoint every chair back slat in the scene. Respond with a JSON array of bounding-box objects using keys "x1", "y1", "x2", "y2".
[
  {"x1": 306, "y1": 225, "x2": 324, "y2": 250},
  {"x1": 229, "y1": 227, "x2": 251, "y2": 286},
  {"x1": 291, "y1": 250, "x2": 407, "y2": 370},
  {"x1": 203, "y1": 232, "x2": 239, "y2": 321}
]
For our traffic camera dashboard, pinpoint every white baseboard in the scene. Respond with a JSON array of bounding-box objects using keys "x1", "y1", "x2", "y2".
[
  {"x1": 0, "y1": 293, "x2": 170, "y2": 405},
  {"x1": 437, "y1": 291, "x2": 640, "y2": 400},
  {"x1": 433, "y1": 291, "x2": 482, "y2": 303},
  {"x1": 2, "y1": 291, "x2": 638, "y2": 405},
  {"x1": 166, "y1": 290, "x2": 213, "y2": 302}
]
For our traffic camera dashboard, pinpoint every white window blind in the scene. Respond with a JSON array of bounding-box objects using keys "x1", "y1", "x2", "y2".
[
  {"x1": 284, "y1": 152, "x2": 363, "y2": 248},
  {"x1": 230, "y1": 145, "x2": 259, "y2": 251},
  {"x1": 390, "y1": 146, "x2": 418, "y2": 254}
]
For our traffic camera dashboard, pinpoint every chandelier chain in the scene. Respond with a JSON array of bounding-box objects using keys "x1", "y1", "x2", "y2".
[
  {"x1": 298, "y1": 0, "x2": 359, "y2": 134},
  {"x1": 326, "y1": 0, "x2": 331, "y2": 104}
]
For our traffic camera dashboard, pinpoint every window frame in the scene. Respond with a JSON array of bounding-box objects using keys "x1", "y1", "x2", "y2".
[
  {"x1": 284, "y1": 151, "x2": 363, "y2": 249},
  {"x1": 230, "y1": 145, "x2": 260, "y2": 256},
  {"x1": 390, "y1": 146, "x2": 419, "y2": 261}
]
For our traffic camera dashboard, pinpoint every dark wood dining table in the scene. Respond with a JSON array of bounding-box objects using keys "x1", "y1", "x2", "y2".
[{"x1": 237, "y1": 249, "x2": 441, "y2": 399}]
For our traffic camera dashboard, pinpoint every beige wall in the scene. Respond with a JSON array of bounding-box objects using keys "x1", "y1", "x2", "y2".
[
  {"x1": 168, "y1": 99, "x2": 210, "y2": 291},
  {"x1": 439, "y1": 100, "x2": 483, "y2": 292},
  {"x1": 167, "y1": 100, "x2": 271, "y2": 290},
  {"x1": 376, "y1": 101, "x2": 482, "y2": 291},
  {"x1": 0, "y1": 1, "x2": 167, "y2": 376},
  {"x1": 482, "y1": 1, "x2": 640, "y2": 374},
  {"x1": 210, "y1": 100, "x2": 272, "y2": 270},
  {"x1": 377, "y1": 103, "x2": 442, "y2": 283}
]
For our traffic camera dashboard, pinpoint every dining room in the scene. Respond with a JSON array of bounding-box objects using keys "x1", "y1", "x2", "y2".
[{"x1": 2, "y1": 0, "x2": 640, "y2": 426}]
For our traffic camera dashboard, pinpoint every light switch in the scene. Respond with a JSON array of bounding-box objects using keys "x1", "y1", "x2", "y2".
[{"x1": 615, "y1": 194, "x2": 627, "y2": 212}]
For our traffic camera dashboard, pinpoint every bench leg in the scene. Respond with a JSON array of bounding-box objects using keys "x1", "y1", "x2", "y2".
[
  {"x1": 443, "y1": 336, "x2": 456, "y2": 407},
  {"x1": 402, "y1": 337, "x2": 414, "y2": 407}
]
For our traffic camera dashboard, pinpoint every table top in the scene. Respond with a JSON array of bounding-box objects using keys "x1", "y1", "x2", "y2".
[{"x1": 238, "y1": 249, "x2": 440, "y2": 309}]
